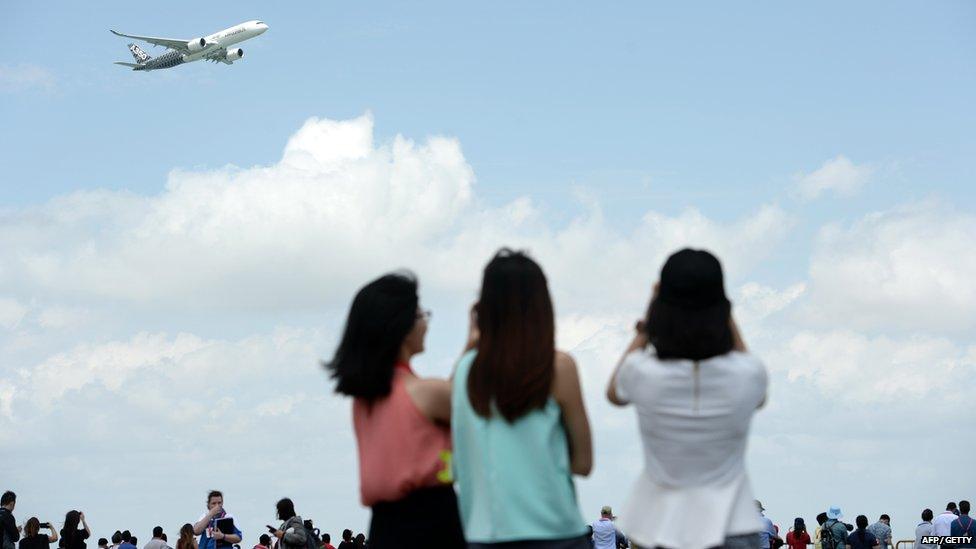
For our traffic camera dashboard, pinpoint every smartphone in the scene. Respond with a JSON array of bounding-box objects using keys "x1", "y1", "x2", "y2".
[{"x1": 265, "y1": 526, "x2": 276, "y2": 533}]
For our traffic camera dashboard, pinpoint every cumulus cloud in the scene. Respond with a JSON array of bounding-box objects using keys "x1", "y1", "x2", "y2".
[
  {"x1": 766, "y1": 330, "x2": 974, "y2": 402},
  {"x1": 0, "y1": 113, "x2": 791, "y2": 317},
  {"x1": 794, "y1": 155, "x2": 874, "y2": 200},
  {"x1": 0, "y1": 298, "x2": 29, "y2": 329},
  {"x1": 0, "y1": 113, "x2": 969, "y2": 542},
  {"x1": 800, "y1": 201, "x2": 976, "y2": 334}
]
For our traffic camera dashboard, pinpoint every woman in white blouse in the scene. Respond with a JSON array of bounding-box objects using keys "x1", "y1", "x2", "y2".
[{"x1": 607, "y1": 248, "x2": 768, "y2": 549}]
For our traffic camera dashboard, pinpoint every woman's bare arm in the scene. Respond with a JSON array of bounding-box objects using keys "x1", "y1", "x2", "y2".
[
  {"x1": 405, "y1": 377, "x2": 452, "y2": 424},
  {"x1": 553, "y1": 352, "x2": 593, "y2": 476},
  {"x1": 607, "y1": 321, "x2": 647, "y2": 406}
]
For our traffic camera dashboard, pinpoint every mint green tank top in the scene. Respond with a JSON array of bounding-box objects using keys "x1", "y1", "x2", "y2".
[{"x1": 451, "y1": 350, "x2": 587, "y2": 543}]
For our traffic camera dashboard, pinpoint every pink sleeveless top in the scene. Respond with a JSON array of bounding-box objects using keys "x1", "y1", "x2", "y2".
[{"x1": 352, "y1": 364, "x2": 453, "y2": 506}]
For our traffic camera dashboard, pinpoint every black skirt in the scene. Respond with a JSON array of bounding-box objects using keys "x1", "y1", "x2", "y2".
[{"x1": 368, "y1": 486, "x2": 466, "y2": 549}]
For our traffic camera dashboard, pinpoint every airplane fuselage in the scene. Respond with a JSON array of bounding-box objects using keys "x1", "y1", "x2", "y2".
[{"x1": 135, "y1": 20, "x2": 267, "y2": 71}]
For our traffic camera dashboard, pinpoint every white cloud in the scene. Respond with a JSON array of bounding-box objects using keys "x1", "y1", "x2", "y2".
[
  {"x1": 256, "y1": 392, "x2": 307, "y2": 417},
  {"x1": 0, "y1": 64, "x2": 56, "y2": 92},
  {"x1": 0, "y1": 113, "x2": 968, "y2": 543},
  {"x1": 36, "y1": 306, "x2": 93, "y2": 329},
  {"x1": 0, "y1": 114, "x2": 791, "y2": 317},
  {"x1": 794, "y1": 155, "x2": 874, "y2": 200},
  {"x1": 0, "y1": 298, "x2": 29, "y2": 329},
  {"x1": 734, "y1": 282, "x2": 807, "y2": 324},
  {"x1": 801, "y1": 201, "x2": 976, "y2": 334},
  {"x1": 766, "y1": 330, "x2": 974, "y2": 402}
]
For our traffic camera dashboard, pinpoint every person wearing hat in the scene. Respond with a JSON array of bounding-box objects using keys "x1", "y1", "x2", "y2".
[
  {"x1": 821, "y1": 507, "x2": 849, "y2": 549},
  {"x1": 756, "y1": 501, "x2": 777, "y2": 548},
  {"x1": 607, "y1": 249, "x2": 769, "y2": 549},
  {"x1": 590, "y1": 506, "x2": 627, "y2": 549}
]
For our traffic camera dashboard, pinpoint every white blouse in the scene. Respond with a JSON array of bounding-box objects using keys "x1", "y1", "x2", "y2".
[{"x1": 615, "y1": 348, "x2": 768, "y2": 549}]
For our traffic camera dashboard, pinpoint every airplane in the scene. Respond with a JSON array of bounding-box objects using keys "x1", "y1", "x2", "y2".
[{"x1": 111, "y1": 20, "x2": 269, "y2": 71}]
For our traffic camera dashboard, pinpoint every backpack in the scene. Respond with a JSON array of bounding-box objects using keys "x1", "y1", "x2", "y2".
[
  {"x1": 956, "y1": 516, "x2": 975, "y2": 537},
  {"x1": 0, "y1": 509, "x2": 14, "y2": 549},
  {"x1": 820, "y1": 520, "x2": 842, "y2": 549},
  {"x1": 301, "y1": 523, "x2": 319, "y2": 549},
  {"x1": 282, "y1": 519, "x2": 318, "y2": 549}
]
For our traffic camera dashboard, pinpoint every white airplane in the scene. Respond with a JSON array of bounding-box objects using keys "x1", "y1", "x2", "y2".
[{"x1": 111, "y1": 20, "x2": 269, "y2": 71}]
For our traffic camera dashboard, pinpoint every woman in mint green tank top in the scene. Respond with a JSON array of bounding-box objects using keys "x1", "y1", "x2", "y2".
[{"x1": 452, "y1": 248, "x2": 594, "y2": 549}]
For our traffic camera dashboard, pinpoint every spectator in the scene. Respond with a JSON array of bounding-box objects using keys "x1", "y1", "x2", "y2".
[
  {"x1": 270, "y1": 499, "x2": 306, "y2": 549},
  {"x1": 253, "y1": 535, "x2": 270, "y2": 549},
  {"x1": 607, "y1": 249, "x2": 767, "y2": 549},
  {"x1": 867, "y1": 515, "x2": 891, "y2": 549},
  {"x1": 814, "y1": 512, "x2": 828, "y2": 549},
  {"x1": 18, "y1": 518, "x2": 58, "y2": 549},
  {"x1": 334, "y1": 532, "x2": 352, "y2": 549},
  {"x1": 144, "y1": 527, "x2": 168, "y2": 549},
  {"x1": 1, "y1": 491, "x2": 19, "y2": 549},
  {"x1": 319, "y1": 535, "x2": 333, "y2": 549},
  {"x1": 58, "y1": 511, "x2": 90, "y2": 549},
  {"x1": 934, "y1": 503, "x2": 959, "y2": 537},
  {"x1": 176, "y1": 526, "x2": 197, "y2": 549},
  {"x1": 951, "y1": 500, "x2": 975, "y2": 548},
  {"x1": 192, "y1": 491, "x2": 242, "y2": 549},
  {"x1": 351, "y1": 536, "x2": 364, "y2": 549},
  {"x1": 97, "y1": 540, "x2": 108, "y2": 549},
  {"x1": 757, "y1": 501, "x2": 776, "y2": 549},
  {"x1": 786, "y1": 518, "x2": 811, "y2": 549},
  {"x1": 821, "y1": 507, "x2": 848, "y2": 549},
  {"x1": 118, "y1": 532, "x2": 134, "y2": 549},
  {"x1": 327, "y1": 272, "x2": 464, "y2": 548},
  {"x1": 110, "y1": 533, "x2": 122, "y2": 549},
  {"x1": 453, "y1": 249, "x2": 593, "y2": 548},
  {"x1": 915, "y1": 510, "x2": 935, "y2": 549},
  {"x1": 129, "y1": 540, "x2": 136, "y2": 548},
  {"x1": 590, "y1": 506, "x2": 627, "y2": 549},
  {"x1": 846, "y1": 515, "x2": 879, "y2": 549}
]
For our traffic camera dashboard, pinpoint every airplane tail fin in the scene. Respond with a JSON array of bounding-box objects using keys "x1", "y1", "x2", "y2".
[{"x1": 128, "y1": 43, "x2": 152, "y2": 64}]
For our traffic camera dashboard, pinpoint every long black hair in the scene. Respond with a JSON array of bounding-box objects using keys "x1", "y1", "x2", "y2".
[
  {"x1": 468, "y1": 249, "x2": 555, "y2": 422},
  {"x1": 326, "y1": 272, "x2": 419, "y2": 401},
  {"x1": 61, "y1": 511, "x2": 81, "y2": 545},
  {"x1": 644, "y1": 248, "x2": 734, "y2": 361},
  {"x1": 793, "y1": 517, "x2": 806, "y2": 537}
]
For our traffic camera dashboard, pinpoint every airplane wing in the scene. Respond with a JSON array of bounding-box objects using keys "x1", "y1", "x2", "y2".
[{"x1": 110, "y1": 29, "x2": 190, "y2": 52}]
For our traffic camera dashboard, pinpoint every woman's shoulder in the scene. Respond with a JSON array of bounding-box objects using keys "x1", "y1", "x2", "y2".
[{"x1": 716, "y1": 351, "x2": 766, "y2": 376}]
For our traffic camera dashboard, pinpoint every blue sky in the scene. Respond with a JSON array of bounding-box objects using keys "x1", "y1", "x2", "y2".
[{"x1": 2, "y1": 1, "x2": 975, "y2": 545}]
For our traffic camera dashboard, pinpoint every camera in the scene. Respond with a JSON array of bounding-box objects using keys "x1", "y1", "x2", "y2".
[{"x1": 39, "y1": 523, "x2": 51, "y2": 529}]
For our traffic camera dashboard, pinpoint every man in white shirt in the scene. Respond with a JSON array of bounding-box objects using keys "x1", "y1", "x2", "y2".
[
  {"x1": 143, "y1": 527, "x2": 169, "y2": 549},
  {"x1": 590, "y1": 506, "x2": 626, "y2": 549},
  {"x1": 915, "y1": 509, "x2": 936, "y2": 549},
  {"x1": 933, "y1": 502, "x2": 959, "y2": 537}
]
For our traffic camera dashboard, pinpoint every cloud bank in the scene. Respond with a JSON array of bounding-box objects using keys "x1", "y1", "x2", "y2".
[{"x1": 1, "y1": 115, "x2": 971, "y2": 542}]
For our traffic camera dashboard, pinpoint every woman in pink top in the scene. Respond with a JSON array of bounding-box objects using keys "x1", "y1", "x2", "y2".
[{"x1": 326, "y1": 272, "x2": 464, "y2": 549}]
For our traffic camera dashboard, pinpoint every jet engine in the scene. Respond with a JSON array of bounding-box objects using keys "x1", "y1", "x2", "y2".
[
  {"x1": 226, "y1": 48, "x2": 244, "y2": 62},
  {"x1": 187, "y1": 37, "x2": 208, "y2": 52}
]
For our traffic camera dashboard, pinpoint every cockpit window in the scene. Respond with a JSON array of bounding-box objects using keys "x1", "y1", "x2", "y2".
[{"x1": 256, "y1": 21, "x2": 265, "y2": 25}]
